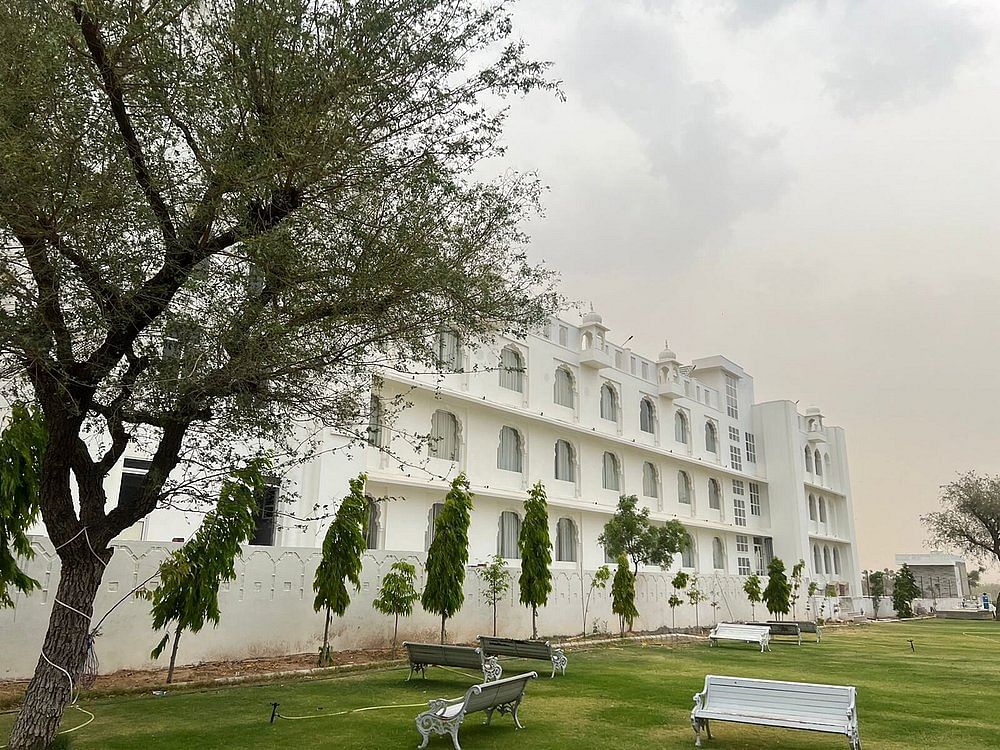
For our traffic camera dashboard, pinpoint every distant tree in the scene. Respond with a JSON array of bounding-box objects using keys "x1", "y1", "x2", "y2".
[
  {"x1": 477, "y1": 554, "x2": 512, "y2": 637},
  {"x1": 373, "y1": 561, "x2": 419, "y2": 657},
  {"x1": 611, "y1": 556, "x2": 638, "y2": 638},
  {"x1": 743, "y1": 574, "x2": 763, "y2": 621},
  {"x1": 0, "y1": 403, "x2": 47, "y2": 608},
  {"x1": 422, "y1": 475, "x2": 474, "y2": 643},
  {"x1": 968, "y1": 568, "x2": 983, "y2": 591},
  {"x1": 763, "y1": 558, "x2": 791, "y2": 619},
  {"x1": 869, "y1": 571, "x2": 886, "y2": 620},
  {"x1": 687, "y1": 575, "x2": 707, "y2": 629},
  {"x1": 669, "y1": 571, "x2": 689, "y2": 631},
  {"x1": 807, "y1": 581, "x2": 820, "y2": 621},
  {"x1": 582, "y1": 565, "x2": 611, "y2": 637},
  {"x1": 599, "y1": 495, "x2": 688, "y2": 577},
  {"x1": 313, "y1": 475, "x2": 369, "y2": 666},
  {"x1": 923, "y1": 472, "x2": 1000, "y2": 571},
  {"x1": 789, "y1": 560, "x2": 806, "y2": 619},
  {"x1": 146, "y1": 460, "x2": 267, "y2": 682},
  {"x1": 518, "y1": 482, "x2": 552, "y2": 639},
  {"x1": 892, "y1": 564, "x2": 921, "y2": 618}
]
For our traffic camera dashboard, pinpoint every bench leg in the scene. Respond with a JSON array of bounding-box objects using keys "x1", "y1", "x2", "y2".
[
  {"x1": 448, "y1": 723, "x2": 462, "y2": 750},
  {"x1": 511, "y1": 697, "x2": 525, "y2": 730},
  {"x1": 692, "y1": 716, "x2": 703, "y2": 747}
]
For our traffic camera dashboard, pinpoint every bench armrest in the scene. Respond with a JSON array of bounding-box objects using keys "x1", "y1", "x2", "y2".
[{"x1": 427, "y1": 697, "x2": 464, "y2": 713}]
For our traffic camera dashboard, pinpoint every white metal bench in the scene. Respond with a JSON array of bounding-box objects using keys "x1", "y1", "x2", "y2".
[
  {"x1": 748, "y1": 621, "x2": 802, "y2": 645},
  {"x1": 691, "y1": 675, "x2": 861, "y2": 749},
  {"x1": 478, "y1": 635, "x2": 568, "y2": 678},
  {"x1": 403, "y1": 642, "x2": 502, "y2": 682},
  {"x1": 415, "y1": 671, "x2": 537, "y2": 750},
  {"x1": 708, "y1": 623, "x2": 771, "y2": 652}
]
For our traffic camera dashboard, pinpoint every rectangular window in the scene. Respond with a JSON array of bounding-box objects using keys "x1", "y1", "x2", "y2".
[
  {"x1": 251, "y1": 484, "x2": 279, "y2": 545},
  {"x1": 736, "y1": 536, "x2": 751, "y2": 575},
  {"x1": 630, "y1": 355, "x2": 637, "y2": 374},
  {"x1": 736, "y1": 534, "x2": 749, "y2": 553},
  {"x1": 732, "y1": 480, "x2": 746, "y2": 527},
  {"x1": 745, "y1": 433, "x2": 757, "y2": 463},
  {"x1": 730, "y1": 445, "x2": 742, "y2": 471},
  {"x1": 641, "y1": 362, "x2": 649, "y2": 380},
  {"x1": 749, "y1": 482, "x2": 761, "y2": 516},
  {"x1": 725, "y1": 374, "x2": 739, "y2": 419},
  {"x1": 558, "y1": 326, "x2": 569, "y2": 347},
  {"x1": 436, "y1": 330, "x2": 460, "y2": 372}
]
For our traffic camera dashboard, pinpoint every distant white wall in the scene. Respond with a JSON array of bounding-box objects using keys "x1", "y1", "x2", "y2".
[{"x1": 2, "y1": 537, "x2": 772, "y2": 680}]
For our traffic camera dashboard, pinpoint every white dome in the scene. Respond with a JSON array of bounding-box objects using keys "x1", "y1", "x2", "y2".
[
  {"x1": 581, "y1": 310, "x2": 603, "y2": 326},
  {"x1": 658, "y1": 341, "x2": 677, "y2": 361}
]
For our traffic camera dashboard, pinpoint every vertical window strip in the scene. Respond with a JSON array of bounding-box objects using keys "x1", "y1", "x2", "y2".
[
  {"x1": 749, "y1": 483, "x2": 761, "y2": 516},
  {"x1": 745, "y1": 433, "x2": 756, "y2": 463},
  {"x1": 725, "y1": 374, "x2": 739, "y2": 418},
  {"x1": 732, "y1": 480, "x2": 746, "y2": 527}
]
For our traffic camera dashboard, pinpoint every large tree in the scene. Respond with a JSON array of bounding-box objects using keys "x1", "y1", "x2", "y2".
[
  {"x1": 599, "y1": 495, "x2": 688, "y2": 577},
  {"x1": 763, "y1": 557, "x2": 791, "y2": 619},
  {"x1": 313, "y1": 474, "x2": 369, "y2": 666},
  {"x1": 518, "y1": 481, "x2": 552, "y2": 639},
  {"x1": 0, "y1": 2, "x2": 556, "y2": 745},
  {"x1": 421, "y1": 474, "x2": 474, "y2": 643},
  {"x1": 892, "y1": 564, "x2": 921, "y2": 618},
  {"x1": 923, "y1": 472, "x2": 1000, "y2": 570}
]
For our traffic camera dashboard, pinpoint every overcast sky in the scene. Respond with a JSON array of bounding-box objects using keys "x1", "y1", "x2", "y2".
[{"x1": 497, "y1": 0, "x2": 1000, "y2": 571}]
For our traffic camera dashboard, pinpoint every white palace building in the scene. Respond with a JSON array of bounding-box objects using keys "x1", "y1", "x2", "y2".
[{"x1": 132, "y1": 309, "x2": 863, "y2": 601}]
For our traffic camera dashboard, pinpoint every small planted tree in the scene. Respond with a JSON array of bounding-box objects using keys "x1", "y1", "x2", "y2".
[
  {"x1": 868, "y1": 571, "x2": 886, "y2": 620},
  {"x1": 669, "y1": 571, "x2": 689, "y2": 631},
  {"x1": 599, "y1": 495, "x2": 687, "y2": 577},
  {"x1": 519, "y1": 481, "x2": 552, "y2": 639},
  {"x1": 146, "y1": 460, "x2": 267, "y2": 682},
  {"x1": 422, "y1": 474, "x2": 474, "y2": 643},
  {"x1": 582, "y1": 565, "x2": 611, "y2": 637},
  {"x1": 807, "y1": 581, "x2": 820, "y2": 621},
  {"x1": 763, "y1": 557, "x2": 791, "y2": 620},
  {"x1": 743, "y1": 573, "x2": 763, "y2": 621},
  {"x1": 893, "y1": 564, "x2": 921, "y2": 618},
  {"x1": 313, "y1": 475, "x2": 369, "y2": 666},
  {"x1": 373, "y1": 561, "x2": 419, "y2": 657},
  {"x1": 789, "y1": 560, "x2": 806, "y2": 619},
  {"x1": 611, "y1": 556, "x2": 638, "y2": 638},
  {"x1": 0, "y1": 403, "x2": 47, "y2": 608},
  {"x1": 477, "y1": 554, "x2": 512, "y2": 637},
  {"x1": 687, "y1": 576, "x2": 706, "y2": 628}
]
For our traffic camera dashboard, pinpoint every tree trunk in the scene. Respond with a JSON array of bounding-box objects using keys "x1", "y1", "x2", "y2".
[
  {"x1": 8, "y1": 553, "x2": 107, "y2": 750},
  {"x1": 440, "y1": 614, "x2": 446, "y2": 644},
  {"x1": 166, "y1": 624, "x2": 182, "y2": 684},
  {"x1": 320, "y1": 606, "x2": 331, "y2": 666},
  {"x1": 392, "y1": 613, "x2": 399, "y2": 657},
  {"x1": 531, "y1": 605, "x2": 537, "y2": 639},
  {"x1": 492, "y1": 592, "x2": 497, "y2": 637}
]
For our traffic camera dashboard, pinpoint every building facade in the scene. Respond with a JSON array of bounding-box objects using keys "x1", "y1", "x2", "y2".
[{"x1": 123, "y1": 309, "x2": 862, "y2": 605}]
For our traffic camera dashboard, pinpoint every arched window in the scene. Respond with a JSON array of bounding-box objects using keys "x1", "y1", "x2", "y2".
[
  {"x1": 675, "y1": 411, "x2": 689, "y2": 444},
  {"x1": 808, "y1": 494, "x2": 817, "y2": 521},
  {"x1": 556, "y1": 518, "x2": 577, "y2": 562},
  {"x1": 642, "y1": 462, "x2": 659, "y2": 498},
  {"x1": 833, "y1": 547, "x2": 842, "y2": 575},
  {"x1": 639, "y1": 398, "x2": 656, "y2": 433},
  {"x1": 814, "y1": 449, "x2": 823, "y2": 477},
  {"x1": 823, "y1": 546, "x2": 832, "y2": 574},
  {"x1": 599, "y1": 383, "x2": 618, "y2": 421},
  {"x1": 553, "y1": 367, "x2": 575, "y2": 408},
  {"x1": 498, "y1": 511, "x2": 522, "y2": 559},
  {"x1": 705, "y1": 422, "x2": 718, "y2": 453},
  {"x1": 554, "y1": 440, "x2": 576, "y2": 482},
  {"x1": 818, "y1": 496, "x2": 827, "y2": 523},
  {"x1": 429, "y1": 410, "x2": 460, "y2": 461},
  {"x1": 436, "y1": 330, "x2": 460, "y2": 371},
  {"x1": 712, "y1": 537, "x2": 725, "y2": 570},
  {"x1": 602, "y1": 452, "x2": 621, "y2": 491},
  {"x1": 708, "y1": 478, "x2": 722, "y2": 510},
  {"x1": 677, "y1": 471, "x2": 692, "y2": 505},
  {"x1": 824, "y1": 453, "x2": 832, "y2": 477},
  {"x1": 364, "y1": 497, "x2": 380, "y2": 549},
  {"x1": 426, "y1": 502, "x2": 445, "y2": 550},
  {"x1": 497, "y1": 426, "x2": 523, "y2": 472},
  {"x1": 499, "y1": 346, "x2": 524, "y2": 392},
  {"x1": 367, "y1": 395, "x2": 384, "y2": 447},
  {"x1": 681, "y1": 534, "x2": 696, "y2": 568},
  {"x1": 805, "y1": 446, "x2": 813, "y2": 473},
  {"x1": 813, "y1": 544, "x2": 822, "y2": 573}
]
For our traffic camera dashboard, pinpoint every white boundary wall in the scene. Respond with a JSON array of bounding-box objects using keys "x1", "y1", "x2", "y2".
[{"x1": 1, "y1": 537, "x2": 766, "y2": 680}]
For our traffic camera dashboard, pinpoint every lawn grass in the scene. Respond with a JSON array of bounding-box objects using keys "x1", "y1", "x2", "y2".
[{"x1": 3, "y1": 619, "x2": 999, "y2": 749}]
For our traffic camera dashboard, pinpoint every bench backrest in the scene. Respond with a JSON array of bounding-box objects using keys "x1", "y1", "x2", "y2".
[
  {"x1": 753, "y1": 622, "x2": 801, "y2": 636},
  {"x1": 703, "y1": 675, "x2": 855, "y2": 722},
  {"x1": 795, "y1": 622, "x2": 820, "y2": 633},
  {"x1": 479, "y1": 636, "x2": 552, "y2": 660},
  {"x1": 403, "y1": 642, "x2": 483, "y2": 670},
  {"x1": 463, "y1": 672, "x2": 537, "y2": 713},
  {"x1": 713, "y1": 623, "x2": 770, "y2": 640}
]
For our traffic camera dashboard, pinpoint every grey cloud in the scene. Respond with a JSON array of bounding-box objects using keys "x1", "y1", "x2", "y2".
[
  {"x1": 824, "y1": 1, "x2": 985, "y2": 116},
  {"x1": 557, "y1": 4, "x2": 789, "y2": 261}
]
